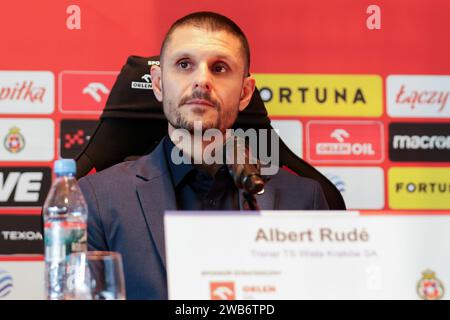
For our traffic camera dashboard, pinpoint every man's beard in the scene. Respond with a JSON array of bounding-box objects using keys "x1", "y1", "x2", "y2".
[{"x1": 164, "y1": 91, "x2": 228, "y2": 133}]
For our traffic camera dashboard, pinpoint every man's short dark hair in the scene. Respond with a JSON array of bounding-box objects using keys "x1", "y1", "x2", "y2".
[{"x1": 160, "y1": 11, "x2": 251, "y2": 74}]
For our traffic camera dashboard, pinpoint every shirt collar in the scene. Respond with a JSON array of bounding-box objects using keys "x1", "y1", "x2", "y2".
[{"x1": 163, "y1": 135, "x2": 196, "y2": 187}]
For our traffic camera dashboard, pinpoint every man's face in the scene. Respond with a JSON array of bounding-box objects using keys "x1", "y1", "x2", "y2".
[{"x1": 151, "y1": 26, "x2": 255, "y2": 133}]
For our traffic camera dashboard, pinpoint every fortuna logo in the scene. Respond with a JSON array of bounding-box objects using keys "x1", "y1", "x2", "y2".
[
  {"x1": 131, "y1": 74, "x2": 152, "y2": 90},
  {"x1": 393, "y1": 134, "x2": 450, "y2": 150},
  {"x1": 0, "y1": 80, "x2": 46, "y2": 103},
  {"x1": 210, "y1": 282, "x2": 235, "y2": 300},
  {"x1": 316, "y1": 129, "x2": 375, "y2": 155},
  {"x1": 395, "y1": 85, "x2": 449, "y2": 112},
  {"x1": 417, "y1": 270, "x2": 445, "y2": 300},
  {"x1": 395, "y1": 182, "x2": 449, "y2": 194},
  {"x1": 3, "y1": 127, "x2": 25, "y2": 153},
  {"x1": 82, "y1": 82, "x2": 110, "y2": 102}
]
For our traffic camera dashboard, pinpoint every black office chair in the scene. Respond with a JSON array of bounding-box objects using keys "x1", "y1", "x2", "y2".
[{"x1": 75, "y1": 55, "x2": 346, "y2": 210}]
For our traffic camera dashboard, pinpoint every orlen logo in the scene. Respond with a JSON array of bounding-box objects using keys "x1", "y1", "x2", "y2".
[
  {"x1": 306, "y1": 121, "x2": 384, "y2": 163},
  {"x1": 82, "y1": 82, "x2": 110, "y2": 102},
  {"x1": 242, "y1": 285, "x2": 276, "y2": 294},
  {"x1": 253, "y1": 74, "x2": 382, "y2": 117},
  {"x1": 59, "y1": 71, "x2": 118, "y2": 114},
  {"x1": 210, "y1": 282, "x2": 235, "y2": 300},
  {"x1": 131, "y1": 74, "x2": 152, "y2": 90},
  {"x1": 388, "y1": 167, "x2": 450, "y2": 210},
  {"x1": 387, "y1": 75, "x2": 450, "y2": 118},
  {"x1": 0, "y1": 167, "x2": 51, "y2": 207},
  {"x1": 0, "y1": 270, "x2": 13, "y2": 298},
  {"x1": 0, "y1": 71, "x2": 54, "y2": 114}
]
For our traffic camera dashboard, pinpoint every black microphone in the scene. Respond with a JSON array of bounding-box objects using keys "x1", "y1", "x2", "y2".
[{"x1": 225, "y1": 136, "x2": 266, "y2": 195}]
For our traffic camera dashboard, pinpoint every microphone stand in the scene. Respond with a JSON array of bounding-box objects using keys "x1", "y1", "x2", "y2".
[
  {"x1": 242, "y1": 191, "x2": 261, "y2": 211},
  {"x1": 225, "y1": 136, "x2": 266, "y2": 211},
  {"x1": 240, "y1": 174, "x2": 265, "y2": 211}
]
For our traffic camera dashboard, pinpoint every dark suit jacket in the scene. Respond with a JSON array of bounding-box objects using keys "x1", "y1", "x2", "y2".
[{"x1": 78, "y1": 137, "x2": 329, "y2": 300}]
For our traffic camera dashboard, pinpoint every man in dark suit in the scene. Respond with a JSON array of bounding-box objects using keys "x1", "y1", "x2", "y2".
[{"x1": 78, "y1": 11, "x2": 329, "y2": 300}]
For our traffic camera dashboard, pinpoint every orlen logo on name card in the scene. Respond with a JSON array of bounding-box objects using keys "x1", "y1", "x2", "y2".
[
  {"x1": 0, "y1": 71, "x2": 54, "y2": 114},
  {"x1": 306, "y1": 121, "x2": 384, "y2": 163},
  {"x1": 210, "y1": 282, "x2": 235, "y2": 300},
  {"x1": 317, "y1": 167, "x2": 384, "y2": 209},
  {"x1": 59, "y1": 71, "x2": 118, "y2": 114},
  {"x1": 253, "y1": 74, "x2": 382, "y2": 117},
  {"x1": 389, "y1": 122, "x2": 450, "y2": 162},
  {"x1": 0, "y1": 119, "x2": 54, "y2": 161},
  {"x1": 388, "y1": 167, "x2": 450, "y2": 210},
  {"x1": 387, "y1": 75, "x2": 450, "y2": 118}
]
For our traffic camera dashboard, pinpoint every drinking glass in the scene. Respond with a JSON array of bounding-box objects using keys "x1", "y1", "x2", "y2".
[{"x1": 64, "y1": 251, "x2": 126, "y2": 300}]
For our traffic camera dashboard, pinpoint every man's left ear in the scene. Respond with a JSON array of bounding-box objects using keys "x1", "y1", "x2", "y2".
[{"x1": 238, "y1": 76, "x2": 256, "y2": 112}]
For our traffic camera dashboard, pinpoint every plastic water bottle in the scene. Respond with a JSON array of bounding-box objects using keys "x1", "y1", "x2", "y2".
[{"x1": 43, "y1": 159, "x2": 87, "y2": 300}]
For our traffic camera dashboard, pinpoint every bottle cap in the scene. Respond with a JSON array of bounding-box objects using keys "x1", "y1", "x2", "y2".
[{"x1": 54, "y1": 159, "x2": 77, "y2": 175}]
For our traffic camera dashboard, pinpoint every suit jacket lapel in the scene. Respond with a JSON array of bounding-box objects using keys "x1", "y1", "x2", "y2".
[
  {"x1": 134, "y1": 137, "x2": 278, "y2": 269},
  {"x1": 135, "y1": 138, "x2": 175, "y2": 269}
]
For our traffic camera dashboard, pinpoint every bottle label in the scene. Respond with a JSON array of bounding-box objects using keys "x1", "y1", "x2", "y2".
[{"x1": 44, "y1": 221, "x2": 87, "y2": 262}]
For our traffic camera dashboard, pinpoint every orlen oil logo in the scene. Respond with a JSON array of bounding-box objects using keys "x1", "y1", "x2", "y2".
[
  {"x1": 388, "y1": 167, "x2": 450, "y2": 210},
  {"x1": 387, "y1": 75, "x2": 450, "y2": 118},
  {"x1": 389, "y1": 123, "x2": 450, "y2": 162},
  {"x1": 0, "y1": 167, "x2": 52, "y2": 208},
  {"x1": 306, "y1": 121, "x2": 384, "y2": 163},
  {"x1": 0, "y1": 71, "x2": 54, "y2": 114},
  {"x1": 210, "y1": 282, "x2": 235, "y2": 300},
  {"x1": 59, "y1": 71, "x2": 118, "y2": 114},
  {"x1": 253, "y1": 74, "x2": 382, "y2": 117}
]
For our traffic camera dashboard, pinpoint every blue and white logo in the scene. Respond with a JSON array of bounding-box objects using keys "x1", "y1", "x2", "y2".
[
  {"x1": 325, "y1": 173, "x2": 346, "y2": 193},
  {"x1": 0, "y1": 270, "x2": 13, "y2": 298},
  {"x1": 318, "y1": 167, "x2": 385, "y2": 210}
]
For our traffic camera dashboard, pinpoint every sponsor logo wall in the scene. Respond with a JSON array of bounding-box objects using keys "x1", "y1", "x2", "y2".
[
  {"x1": 254, "y1": 73, "x2": 450, "y2": 212},
  {"x1": 1, "y1": 1, "x2": 449, "y2": 261}
]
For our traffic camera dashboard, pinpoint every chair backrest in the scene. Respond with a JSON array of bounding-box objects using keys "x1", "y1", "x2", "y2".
[{"x1": 75, "y1": 55, "x2": 346, "y2": 210}]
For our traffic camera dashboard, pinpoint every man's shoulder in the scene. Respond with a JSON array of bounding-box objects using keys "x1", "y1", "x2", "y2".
[
  {"x1": 78, "y1": 153, "x2": 159, "y2": 187},
  {"x1": 79, "y1": 138, "x2": 167, "y2": 187}
]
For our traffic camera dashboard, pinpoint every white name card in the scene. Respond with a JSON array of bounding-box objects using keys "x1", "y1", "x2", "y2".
[{"x1": 165, "y1": 211, "x2": 450, "y2": 300}]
